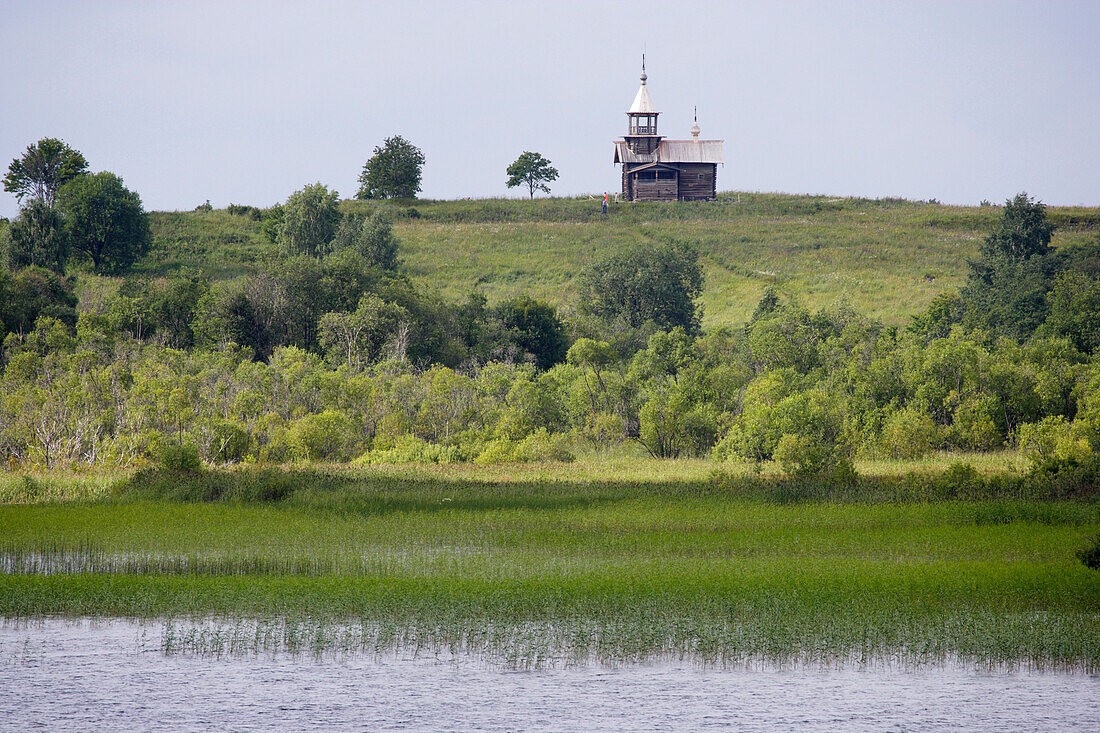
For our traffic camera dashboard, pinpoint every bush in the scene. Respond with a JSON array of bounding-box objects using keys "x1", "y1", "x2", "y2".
[
  {"x1": 879, "y1": 406, "x2": 938, "y2": 459},
  {"x1": 1018, "y1": 416, "x2": 1091, "y2": 468},
  {"x1": 511, "y1": 428, "x2": 574, "y2": 462},
  {"x1": 474, "y1": 430, "x2": 573, "y2": 463},
  {"x1": 286, "y1": 410, "x2": 358, "y2": 462},
  {"x1": 227, "y1": 204, "x2": 262, "y2": 220},
  {"x1": 356, "y1": 435, "x2": 458, "y2": 464},
  {"x1": 1022, "y1": 454, "x2": 1100, "y2": 500},
  {"x1": 1077, "y1": 535, "x2": 1100, "y2": 571},
  {"x1": 937, "y1": 461, "x2": 984, "y2": 500},
  {"x1": 159, "y1": 443, "x2": 202, "y2": 473},
  {"x1": 949, "y1": 395, "x2": 1002, "y2": 451},
  {"x1": 121, "y1": 467, "x2": 298, "y2": 502},
  {"x1": 331, "y1": 211, "x2": 399, "y2": 270},
  {"x1": 281, "y1": 183, "x2": 340, "y2": 257},
  {"x1": 773, "y1": 432, "x2": 856, "y2": 480}
]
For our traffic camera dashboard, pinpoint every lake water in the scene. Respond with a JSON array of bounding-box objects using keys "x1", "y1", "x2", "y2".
[{"x1": 1, "y1": 620, "x2": 1097, "y2": 732}]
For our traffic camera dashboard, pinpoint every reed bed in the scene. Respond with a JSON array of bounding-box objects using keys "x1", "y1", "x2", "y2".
[
  {"x1": 153, "y1": 611, "x2": 1099, "y2": 672},
  {"x1": 1, "y1": 469, "x2": 1098, "y2": 669}
]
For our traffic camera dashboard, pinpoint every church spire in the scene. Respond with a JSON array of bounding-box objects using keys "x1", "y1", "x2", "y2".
[{"x1": 691, "y1": 106, "x2": 701, "y2": 141}]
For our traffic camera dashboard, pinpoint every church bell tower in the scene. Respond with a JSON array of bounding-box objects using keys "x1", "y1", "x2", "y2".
[{"x1": 624, "y1": 56, "x2": 662, "y2": 156}]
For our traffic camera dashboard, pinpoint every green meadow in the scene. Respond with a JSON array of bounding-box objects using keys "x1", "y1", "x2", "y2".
[
  {"x1": 140, "y1": 192, "x2": 1100, "y2": 328},
  {"x1": 2, "y1": 459, "x2": 1098, "y2": 669}
]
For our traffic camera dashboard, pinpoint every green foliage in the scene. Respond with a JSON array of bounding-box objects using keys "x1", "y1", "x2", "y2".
[
  {"x1": 1077, "y1": 534, "x2": 1100, "y2": 571},
  {"x1": 879, "y1": 406, "x2": 939, "y2": 460},
  {"x1": 1044, "y1": 270, "x2": 1100, "y2": 353},
  {"x1": 226, "y1": 204, "x2": 263, "y2": 220},
  {"x1": 505, "y1": 151, "x2": 559, "y2": 198},
  {"x1": 3, "y1": 192, "x2": 1100, "y2": 471},
  {"x1": 476, "y1": 428, "x2": 573, "y2": 463},
  {"x1": 579, "y1": 239, "x2": 704, "y2": 335},
  {"x1": 287, "y1": 410, "x2": 357, "y2": 462},
  {"x1": 638, "y1": 388, "x2": 717, "y2": 458},
  {"x1": 357, "y1": 135, "x2": 424, "y2": 200},
  {"x1": 281, "y1": 183, "x2": 341, "y2": 258},
  {"x1": 944, "y1": 192, "x2": 1100, "y2": 346},
  {"x1": 357, "y1": 434, "x2": 458, "y2": 464},
  {"x1": 260, "y1": 205, "x2": 284, "y2": 245},
  {"x1": 331, "y1": 211, "x2": 399, "y2": 270},
  {"x1": 192, "y1": 286, "x2": 262, "y2": 355},
  {"x1": 0, "y1": 267, "x2": 77, "y2": 340},
  {"x1": 318, "y1": 293, "x2": 408, "y2": 370},
  {"x1": 3, "y1": 138, "x2": 88, "y2": 206},
  {"x1": 979, "y1": 192, "x2": 1054, "y2": 261},
  {"x1": 7, "y1": 200, "x2": 68, "y2": 271},
  {"x1": 1018, "y1": 416, "x2": 1091, "y2": 468},
  {"x1": 58, "y1": 172, "x2": 149, "y2": 274},
  {"x1": 159, "y1": 442, "x2": 202, "y2": 473},
  {"x1": 747, "y1": 303, "x2": 820, "y2": 373},
  {"x1": 493, "y1": 295, "x2": 568, "y2": 370}
]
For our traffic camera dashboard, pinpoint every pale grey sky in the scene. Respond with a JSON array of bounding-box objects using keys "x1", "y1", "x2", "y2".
[{"x1": 2, "y1": 0, "x2": 1098, "y2": 218}]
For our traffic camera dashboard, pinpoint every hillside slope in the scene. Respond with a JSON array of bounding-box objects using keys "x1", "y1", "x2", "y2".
[{"x1": 142, "y1": 193, "x2": 1100, "y2": 328}]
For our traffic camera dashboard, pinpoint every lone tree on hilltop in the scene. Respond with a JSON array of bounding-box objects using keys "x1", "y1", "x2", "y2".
[
  {"x1": 506, "y1": 151, "x2": 559, "y2": 199},
  {"x1": 357, "y1": 136, "x2": 425, "y2": 200},
  {"x1": 4, "y1": 138, "x2": 88, "y2": 207}
]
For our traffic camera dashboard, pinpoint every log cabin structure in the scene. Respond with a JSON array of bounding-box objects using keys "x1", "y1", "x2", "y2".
[{"x1": 613, "y1": 61, "x2": 724, "y2": 201}]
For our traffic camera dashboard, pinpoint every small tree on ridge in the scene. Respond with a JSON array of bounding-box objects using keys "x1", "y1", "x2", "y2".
[{"x1": 506, "y1": 151, "x2": 559, "y2": 199}]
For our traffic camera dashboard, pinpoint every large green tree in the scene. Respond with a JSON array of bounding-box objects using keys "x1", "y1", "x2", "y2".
[
  {"x1": 505, "y1": 151, "x2": 559, "y2": 199},
  {"x1": 58, "y1": 172, "x2": 149, "y2": 274},
  {"x1": 357, "y1": 136, "x2": 424, "y2": 200},
  {"x1": 579, "y1": 240, "x2": 704, "y2": 335},
  {"x1": 3, "y1": 138, "x2": 88, "y2": 206},
  {"x1": 281, "y1": 183, "x2": 341, "y2": 258}
]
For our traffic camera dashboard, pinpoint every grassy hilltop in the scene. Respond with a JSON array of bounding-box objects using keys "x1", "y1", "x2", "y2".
[{"x1": 139, "y1": 192, "x2": 1100, "y2": 329}]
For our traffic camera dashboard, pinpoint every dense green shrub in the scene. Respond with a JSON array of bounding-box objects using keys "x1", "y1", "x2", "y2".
[
  {"x1": 159, "y1": 442, "x2": 202, "y2": 473},
  {"x1": 1018, "y1": 416, "x2": 1091, "y2": 467},
  {"x1": 287, "y1": 410, "x2": 358, "y2": 462},
  {"x1": 879, "y1": 406, "x2": 939, "y2": 459}
]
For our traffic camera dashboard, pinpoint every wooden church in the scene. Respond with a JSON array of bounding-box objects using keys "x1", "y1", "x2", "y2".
[{"x1": 613, "y1": 62, "x2": 724, "y2": 201}]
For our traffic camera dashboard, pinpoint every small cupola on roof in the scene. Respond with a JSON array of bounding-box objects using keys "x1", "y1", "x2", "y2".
[
  {"x1": 690, "y1": 107, "x2": 701, "y2": 141},
  {"x1": 627, "y1": 56, "x2": 658, "y2": 136}
]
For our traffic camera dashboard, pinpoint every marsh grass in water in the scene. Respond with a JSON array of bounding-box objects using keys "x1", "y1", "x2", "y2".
[{"x1": 1, "y1": 461, "x2": 1098, "y2": 669}]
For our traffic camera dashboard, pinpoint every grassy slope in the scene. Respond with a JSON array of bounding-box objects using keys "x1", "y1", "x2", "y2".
[{"x1": 140, "y1": 193, "x2": 1100, "y2": 329}]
